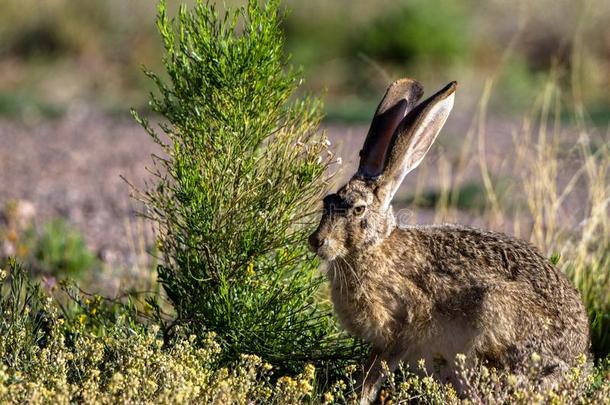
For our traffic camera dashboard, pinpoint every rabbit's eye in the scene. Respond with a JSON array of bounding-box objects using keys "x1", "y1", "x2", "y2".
[{"x1": 353, "y1": 205, "x2": 365, "y2": 216}]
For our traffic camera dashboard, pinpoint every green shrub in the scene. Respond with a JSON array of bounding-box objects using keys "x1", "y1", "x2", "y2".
[
  {"x1": 0, "y1": 211, "x2": 97, "y2": 279},
  {"x1": 29, "y1": 219, "x2": 97, "y2": 279},
  {"x1": 0, "y1": 92, "x2": 65, "y2": 120},
  {"x1": 132, "y1": 0, "x2": 363, "y2": 375},
  {"x1": 0, "y1": 260, "x2": 49, "y2": 376},
  {"x1": 572, "y1": 250, "x2": 610, "y2": 359},
  {"x1": 350, "y1": 0, "x2": 471, "y2": 67}
]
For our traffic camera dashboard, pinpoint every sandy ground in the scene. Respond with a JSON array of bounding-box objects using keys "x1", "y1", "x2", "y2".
[{"x1": 0, "y1": 106, "x2": 156, "y2": 268}]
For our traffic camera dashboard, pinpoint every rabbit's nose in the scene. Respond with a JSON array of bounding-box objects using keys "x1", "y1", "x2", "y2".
[{"x1": 308, "y1": 233, "x2": 325, "y2": 251}]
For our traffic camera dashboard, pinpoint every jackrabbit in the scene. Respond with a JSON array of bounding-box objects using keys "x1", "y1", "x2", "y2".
[{"x1": 308, "y1": 78, "x2": 590, "y2": 404}]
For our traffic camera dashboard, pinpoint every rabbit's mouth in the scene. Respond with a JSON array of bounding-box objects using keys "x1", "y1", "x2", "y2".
[
  {"x1": 308, "y1": 232, "x2": 344, "y2": 261},
  {"x1": 315, "y1": 246, "x2": 337, "y2": 262},
  {"x1": 308, "y1": 226, "x2": 347, "y2": 262}
]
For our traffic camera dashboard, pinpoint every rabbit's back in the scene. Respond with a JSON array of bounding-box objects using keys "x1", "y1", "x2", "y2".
[
  {"x1": 405, "y1": 224, "x2": 577, "y2": 298},
  {"x1": 391, "y1": 224, "x2": 590, "y2": 373}
]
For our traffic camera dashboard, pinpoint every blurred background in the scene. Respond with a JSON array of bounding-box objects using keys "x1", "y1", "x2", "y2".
[{"x1": 0, "y1": 0, "x2": 608, "y2": 294}]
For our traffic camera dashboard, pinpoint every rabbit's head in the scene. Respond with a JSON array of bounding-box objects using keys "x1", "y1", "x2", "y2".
[{"x1": 309, "y1": 78, "x2": 456, "y2": 261}]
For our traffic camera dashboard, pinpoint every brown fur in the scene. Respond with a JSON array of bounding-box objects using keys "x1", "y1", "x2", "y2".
[{"x1": 308, "y1": 80, "x2": 590, "y2": 404}]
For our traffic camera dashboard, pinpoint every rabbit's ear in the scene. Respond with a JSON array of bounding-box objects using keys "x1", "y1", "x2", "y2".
[
  {"x1": 377, "y1": 81, "x2": 456, "y2": 208},
  {"x1": 357, "y1": 78, "x2": 424, "y2": 179}
]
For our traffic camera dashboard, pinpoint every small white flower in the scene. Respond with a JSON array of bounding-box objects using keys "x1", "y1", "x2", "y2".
[{"x1": 530, "y1": 352, "x2": 541, "y2": 364}]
